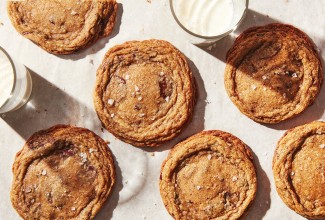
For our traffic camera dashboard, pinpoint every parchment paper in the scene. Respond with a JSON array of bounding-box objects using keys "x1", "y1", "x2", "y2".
[{"x1": 0, "y1": 0, "x2": 324, "y2": 219}]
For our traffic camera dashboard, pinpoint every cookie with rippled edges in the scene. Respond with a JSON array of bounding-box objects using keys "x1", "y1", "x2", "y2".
[
  {"x1": 160, "y1": 130, "x2": 257, "y2": 220},
  {"x1": 7, "y1": 0, "x2": 117, "y2": 55},
  {"x1": 224, "y1": 23, "x2": 323, "y2": 124},
  {"x1": 93, "y1": 39, "x2": 196, "y2": 147},
  {"x1": 10, "y1": 125, "x2": 115, "y2": 220},
  {"x1": 273, "y1": 121, "x2": 325, "y2": 219}
]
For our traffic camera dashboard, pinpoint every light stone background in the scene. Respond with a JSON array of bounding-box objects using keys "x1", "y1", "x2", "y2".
[{"x1": 0, "y1": 0, "x2": 324, "y2": 219}]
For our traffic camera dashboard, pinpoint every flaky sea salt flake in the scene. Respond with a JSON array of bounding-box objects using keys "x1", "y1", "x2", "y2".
[
  {"x1": 79, "y1": 152, "x2": 87, "y2": 163},
  {"x1": 107, "y1": 99, "x2": 115, "y2": 106},
  {"x1": 71, "y1": 10, "x2": 78, "y2": 15},
  {"x1": 89, "y1": 148, "x2": 97, "y2": 153}
]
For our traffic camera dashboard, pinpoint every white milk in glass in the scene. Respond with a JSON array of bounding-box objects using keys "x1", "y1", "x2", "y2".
[
  {"x1": 171, "y1": 0, "x2": 247, "y2": 44},
  {"x1": 0, "y1": 49, "x2": 14, "y2": 109},
  {"x1": 0, "y1": 47, "x2": 32, "y2": 114},
  {"x1": 173, "y1": 0, "x2": 234, "y2": 36}
]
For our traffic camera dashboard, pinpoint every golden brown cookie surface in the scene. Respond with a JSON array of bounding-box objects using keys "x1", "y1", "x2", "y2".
[
  {"x1": 224, "y1": 23, "x2": 323, "y2": 124},
  {"x1": 273, "y1": 121, "x2": 325, "y2": 219},
  {"x1": 7, "y1": 0, "x2": 117, "y2": 54},
  {"x1": 93, "y1": 39, "x2": 196, "y2": 147},
  {"x1": 10, "y1": 125, "x2": 115, "y2": 220},
  {"x1": 160, "y1": 130, "x2": 257, "y2": 220}
]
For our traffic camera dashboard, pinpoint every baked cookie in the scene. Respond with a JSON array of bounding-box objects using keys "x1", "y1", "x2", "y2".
[
  {"x1": 224, "y1": 23, "x2": 323, "y2": 124},
  {"x1": 11, "y1": 125, "x2": 115, "y2": 220},
  {"x1": 93, "y1": 39, "x2": 196, "y2": 147},
  {"x1": 273, "y1": 121, "x2": 325, "y2": 219},
  {"x1": 7, "y1": 0, "x2": 118, "y2": 54},
  {"x1": 160, "y1": 130, "x2": 257, "y2": 220}
]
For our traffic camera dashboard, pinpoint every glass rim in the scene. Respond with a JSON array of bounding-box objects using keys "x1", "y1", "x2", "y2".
[
  {"x1": 0, "y1": 46, "x2": 17, "y2": 110},
  {"x1": 169, "y1": 0, "x2": 249, "y2": 40}
]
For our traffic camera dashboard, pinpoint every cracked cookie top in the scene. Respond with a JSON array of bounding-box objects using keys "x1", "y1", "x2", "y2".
[
  {"x1": 224, "y1": 23, "x2": 322, "y2": 123},
  {"x1": 160, "y1": 130, "x2": 257, "y2": 220},
  {"x1": 273, "y1": 121, "x2": 325, "y2": 219},
  {"x1": 7, "y1": 0, "x2": 117, "y2": 54},
  {"x1": 10, "y1": 125, "x2": 115, "y2": 220},
  {"x1": 93, "y1": 39, "x2": 196, "y2": 147}
]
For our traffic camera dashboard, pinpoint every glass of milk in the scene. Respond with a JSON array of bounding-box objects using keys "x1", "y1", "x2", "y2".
[
  {"x1": 0, "y1": 47, "x2": 32, "y2": 114},
  {"x1": 170, "y1": 0, "x2": 248, "y2": 45}
]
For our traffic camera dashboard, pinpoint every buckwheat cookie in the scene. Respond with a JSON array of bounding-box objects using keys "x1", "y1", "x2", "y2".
[
  {"x1": 93, "y1": 39, "x2": 196, "y2": 147},
  {"x1": 7, "y1": 0, "x2": 118, "y2": 54},
  {"x1": 11, "y1": 125, "x2": 115, "y2": 220},
  {"x1": 273, "y1": 121, "x2": 325, "y2": 219},
  {"x1": 160, "y1": 130, "x2": 257, "y2": 220},
  {"x1": 224, "y1": 23, "x2": 323, "y2": 123}
]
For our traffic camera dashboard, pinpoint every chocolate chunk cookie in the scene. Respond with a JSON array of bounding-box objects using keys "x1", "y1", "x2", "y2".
[
  {"x1": 8, "y1": 0, "x2": 117, "y2": 54},
  {"x1": 160, "y1": 130, "x2": 257, "y2": 220},
  {"x1": 224, "y1": 23, "x2": 323, "y2": 123},
  {"x1": 94, "y1": 39, "x2": 196, "y2": 147},
  {"x1": 11, "y1": 125, "x2": 115, "y2": 220},
  {"x1": 273, "y1": 121, "x2": 325, "y2": 219}
]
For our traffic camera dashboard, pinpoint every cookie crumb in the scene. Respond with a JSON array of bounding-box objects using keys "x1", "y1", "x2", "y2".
[
  {"x1": 138, "y1": 97, "x2": 143, "y2": 101},
  {"x1": 251, "y1": 84, "x2": 257, "y2": 90},
  {"x1": 150, "y1": 152, "x2": 155, "y2": 156},
  {"x1": 107, "y1": 99, "x2": 115, "y2": 106},
  {"x1": 196, "y1": 185, "x2": 202, "y2": 190},
  {"x1": 71, "y1": 10, "x2": 78, "y2": 15},
  {"x1": 111, "y1": 113, "x2": 115, "y2": 118},
  {"x1": 320, "y1": 144, "x2": 325, "y2": 149},
  {"x1": 207, "y1": 154, "x2": 212, "y2": 160},
  {"x1": 292, "y1": 72, "x2": 298, "y2": 78},
  {"x1": 232, "y1": 176, "x2": 238, "y2": 182},
  {"x1": 71, "y1": 207, "x2": 76, "y2": 211}
]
